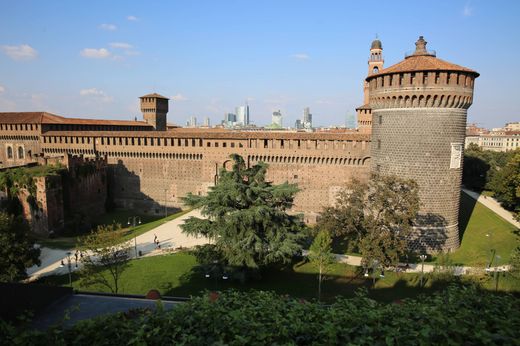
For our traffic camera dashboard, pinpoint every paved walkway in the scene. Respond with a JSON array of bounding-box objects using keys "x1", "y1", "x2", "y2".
[
  {"x1": 27, "y1": 209, "x2": 209, "y2": 281},
  {"x1": 462, "y1": 188, "x2": 520, "y2": 229}
]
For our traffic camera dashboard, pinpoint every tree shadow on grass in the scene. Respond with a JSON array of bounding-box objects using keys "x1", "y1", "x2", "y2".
[{"x1": 161, "y1": 259, "x2": 454, "y2": 303}]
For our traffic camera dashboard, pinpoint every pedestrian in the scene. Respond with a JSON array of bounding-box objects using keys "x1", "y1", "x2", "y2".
[{"x1": 154, "y1": 234, "x2": 158, "y2": 244}]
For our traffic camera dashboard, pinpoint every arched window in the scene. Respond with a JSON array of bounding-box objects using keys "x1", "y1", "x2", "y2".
[
  {"x1": 18, "y1": 146, "x2": 24, "y2": 159},
  {"x1": 372, "y1": 66, "x2": 379, "y2": 74},
  {"x1": 7, "y1": 146, "x2": 13, "y2": 159}
]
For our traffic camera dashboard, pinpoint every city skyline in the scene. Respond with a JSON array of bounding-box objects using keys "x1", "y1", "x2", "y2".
[{"x1": 0, "y1": 1, "x2": 519, "y2": 128}]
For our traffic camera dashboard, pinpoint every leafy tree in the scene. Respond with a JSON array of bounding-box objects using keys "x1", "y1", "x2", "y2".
[
  {"x1": 181, "y1": 154, "x2": 305, "y2": 275},
  {"x1": 486, "y1": 151, "x2": 520, "y2": 220},
  {"x1": 0, "y1": 212, "x2": 40, "y2": 282},
  {"x1": 318, "y1": 174, "x2": 420, "y2": 268},
  {"x1": 79, "y1": 224, "x2": 131, "y2": 293},
  {"x1": 308, "y1": 230, "x2": 335, "y2": 301}
]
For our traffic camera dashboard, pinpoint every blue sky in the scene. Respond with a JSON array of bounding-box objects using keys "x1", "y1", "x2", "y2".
[{"x1": 0, "y1": 0, "x2": 518, "y2": 128}]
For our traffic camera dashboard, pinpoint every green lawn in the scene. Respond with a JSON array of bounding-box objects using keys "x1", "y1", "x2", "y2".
[
  {"x1": 450, "y1": 192, "x2": 519, "y2": 266},
  {"x1": 331, "y1": 192, "x2": 519, "y2": 267},
  {"x1": 33, "y1": 209, "x2": 190, "y2": 249},
  {"x1": 35, "y1": 252, "x2": 520, "y2": 303}
]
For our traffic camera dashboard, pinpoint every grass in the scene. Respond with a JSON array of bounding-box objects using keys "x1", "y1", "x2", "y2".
[
  {"x1": 330, "y1": 192, "x2": 519, "y2": 267},
  {"x1": 33, "y1": 209, "x2": 190, "y2": 250},
  {"x1": 450, "y1": 192, "x2": 519, "y2": 266},
  {"x1": 35, "y1": 252, "x2": 520, "y2": 303}
]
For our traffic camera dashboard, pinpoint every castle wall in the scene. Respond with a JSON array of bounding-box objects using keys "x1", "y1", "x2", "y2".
[{"x1": 29, "y1": 131, "x2": 371, "y2": 222}]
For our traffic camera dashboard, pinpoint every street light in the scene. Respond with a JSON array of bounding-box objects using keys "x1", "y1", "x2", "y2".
[
  {"x1": 494, "y1": 255, "x2": 502, "y2": 292},
  {"x1": 127, "y1": 216, "x2": 142, "y2": 258},
  {"x1": 419, "y1": 254, "x2": 427, "y2": 287},
  {"x1": 61, "y1": 251, "x2": 73, "y2": 287}
]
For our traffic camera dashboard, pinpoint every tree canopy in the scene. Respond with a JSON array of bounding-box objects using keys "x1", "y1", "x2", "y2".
[
  {"x1": 181, "y1": 154, "x2": 305, "y2": 273},
  {"x1": 317, "y1": 174, "x2": 420, "y2": 268},
  {"x1": 308, "y1": 229, "x2": 335, "y2": 300},
  {"x1": 0, "y1": 212, "x2": 40, "y2": 282},
  {"x1": 78, "y1": 224, "x2": 131, "y2": 294}
]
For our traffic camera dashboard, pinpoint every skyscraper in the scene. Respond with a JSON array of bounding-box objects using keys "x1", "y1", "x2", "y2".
[
  {"x1": 224, "y1": 113, "x2": 236, "y2": 127},
  {"x1": 203, "y1": 117, "x2": 210, "y2": 127},
  {"x1": 187, "y1": 116, "x2": 197, "y2": 127},
  {"x1": 303, "y1": 107, "x2": 312, "y2": 129},
  {"x1": 235, "y1": 104, "x2": 250, "y2": 126},
  {"x1": 272, "y1": 110, "x2": 283, "y2": 128}
]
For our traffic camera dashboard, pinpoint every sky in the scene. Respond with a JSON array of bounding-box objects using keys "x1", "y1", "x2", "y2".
[{"x1": 0, "y1": 0, "x2": 519, "y2": 129}]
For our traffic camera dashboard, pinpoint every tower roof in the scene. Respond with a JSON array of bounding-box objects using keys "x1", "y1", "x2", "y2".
[
  {"x1": 367, "y1": 36, "x2": 479, "y2": 79},
  {"x1": 371, "y1": 39, "x2": 382, "y2": 50},
  {"x1": 139, "y1": 93, "x2": 169, "y2": 100}
]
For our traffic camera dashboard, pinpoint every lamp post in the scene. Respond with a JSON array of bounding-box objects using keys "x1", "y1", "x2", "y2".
[
  {"x1": 419, "y1": 254, "x2": 427, "y2": 287},
  {"x1": 487, "y1": 248, "x2": 496, "y2": 271},
  {"x1": 127, "y1": 216, "x2": 142, "y2": 258},
  {"x1": 494, "y1": 255, "x2": 501, "y2": 292},
  {"x1": 60, "y1": 251, "x2": 73, "y2": 287},
  {"x1": 205, "y1": 260, "x2": 228, "y2": 290}
]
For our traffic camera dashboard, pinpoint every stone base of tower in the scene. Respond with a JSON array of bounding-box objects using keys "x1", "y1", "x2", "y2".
[{"x1": 408, "y1": 223, "x2": 460, "y2": 254}]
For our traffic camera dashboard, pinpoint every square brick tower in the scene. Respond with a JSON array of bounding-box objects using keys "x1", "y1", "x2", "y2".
[{"x1": 140, "y1": 93, "x2": 169, "y2": 131}]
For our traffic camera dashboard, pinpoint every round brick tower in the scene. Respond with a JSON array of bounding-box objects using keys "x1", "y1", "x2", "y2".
[{"x1": 367, "y1": 36, "x2": 479, "y2": 252}]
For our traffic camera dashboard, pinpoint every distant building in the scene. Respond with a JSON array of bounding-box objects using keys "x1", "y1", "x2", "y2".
[
  {"x1": 203, "y1": 117, "x2": 210, "y2": 127},
  {"x1": 295, "y1": 119, "x2": 303, "y2": 129},
  {"x1": 272, "y1": 110, "x2": 283, "y2": 128},
  {"x1": 224, "y1": 113, "x2": 236, "y2": 127},
  {"x1": 303, "y1": 107, "x2": 312, "y2": 129},
  {"x1": 464, "y1": 122, "x2": 520, "y2": 151},
  {"x1": 236, "y1": 104, "x2": 250, "y2": 126},
  {"x1": 505, "y1": 122, "x2": 520, "y2": 131},
  {"x1": 187, "y1": 116, "x2": 197, "y2": 127}
]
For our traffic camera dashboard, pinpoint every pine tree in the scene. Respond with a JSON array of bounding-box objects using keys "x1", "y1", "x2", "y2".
[{"x1": 181, "y1": 155, "x2": 305, "y2": 274}]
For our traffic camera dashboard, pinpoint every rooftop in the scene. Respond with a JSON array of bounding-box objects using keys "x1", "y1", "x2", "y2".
[
  {"x1": 139, "y1": 93, "x2": 169, "y2": 100},
  {"x1": 0, "y1": 112, "x2": 153, "y2": 127},
  {"x1": 367, "y1": 36, "x2": 479, "y2": 79}
]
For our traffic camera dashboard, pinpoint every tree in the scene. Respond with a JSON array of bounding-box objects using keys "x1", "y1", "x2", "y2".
[
  {"x1": 0, "y1": 212, "x2": 40, "y2": 282},
  {"x1": 79, "y1": 224, "x2": 131, "y2": 293},
  {"x1": 486, "y1": 151, "x2": 520, "y2": 220},
  {"x1": 308, "y1": 230, "x2": 335, "y2": 301},
  {"x1": 181, "y1": 154, "x2": 305, "y2": 275},
  {"x1": 318, "y1": 174, "x2": 420, "y2": 269}
]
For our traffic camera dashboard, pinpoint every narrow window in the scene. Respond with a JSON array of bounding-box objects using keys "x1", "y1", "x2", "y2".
[
  {"x1": 377, "y1": 139, "x2": 381, "y2": 149},
  {"x1": 18, "y1": 147, "x2": 24, "y2": 159},
  {"x1": 378, "y1": 115, "x2": 382, "y2": 125},
  {"x1": 7, "y1": 146, "x2": 13, "y2": 159}
]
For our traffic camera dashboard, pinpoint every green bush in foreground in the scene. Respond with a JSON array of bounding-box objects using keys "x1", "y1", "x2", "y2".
[{"x1": 2, "y1": 285, "x2": 520, "y2": 345}]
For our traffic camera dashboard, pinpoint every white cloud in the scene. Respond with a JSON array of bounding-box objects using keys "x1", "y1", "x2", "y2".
[
  {"x1": 110, "y1": 42, "x2": 133, "y2": 49},
  {"x1": 291, "y1": 53, "x2": 310, "y2": 61},
  {"x1": 0, "y1": 85, "x2": 4, "y2": 93},
  {"x1": 127, "y1": 15, "x2": 138, "y2": 21},
  {"x1": 1, "y1": 44, "x2": 38, "y2": 61},
  {"x1": 124, "y1": 50, "x2": 140, "y2": 56},
  {"x1": 80, "y1": 48, "x2": 111, "y2": 59},
  {"x1": 463, "y1": 2, "x2": 473, "y2": 16},
  {"x1": 171, "y1": 94, "x2": 188, "y2": 102},
  {"x1": 99, "y1": 23, "x2": 117, "y2": 31},
  {"x1": 80, "y1": 88, "x2": 113, "y2": 102}
]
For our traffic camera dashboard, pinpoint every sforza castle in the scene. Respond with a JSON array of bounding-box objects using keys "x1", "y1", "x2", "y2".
[{"x1": 0, "y1": 37, "x2": 479, "y2": 252}]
